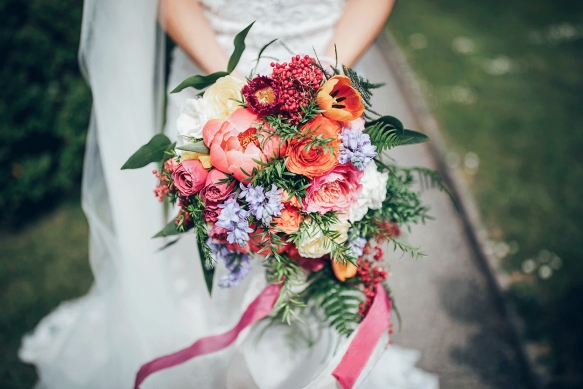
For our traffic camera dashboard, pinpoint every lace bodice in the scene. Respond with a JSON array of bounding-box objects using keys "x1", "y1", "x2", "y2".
[{"x1": 198, "y1": 0, "x2": 348, "y2": 74}]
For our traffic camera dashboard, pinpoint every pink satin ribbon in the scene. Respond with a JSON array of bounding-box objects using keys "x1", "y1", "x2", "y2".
[
  {"x1": 332, "y1": 284, "x2": 392, "y2": 389},
  {"x1": 133, "y1": 283, "x2": 282, "y2": 389},
  {"x1": 133, "y1": 282, "x2": 391, "y2": 389}
]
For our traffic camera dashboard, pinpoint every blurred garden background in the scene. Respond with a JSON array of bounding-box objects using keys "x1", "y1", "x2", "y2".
[{"x1": 1, "y1": 0, "x2": 582, "y2": 388}]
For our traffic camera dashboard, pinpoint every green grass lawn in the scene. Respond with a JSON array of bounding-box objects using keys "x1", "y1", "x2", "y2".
[
  {"x1": 388, "y1": 0, "x2": 583, "y2": 386},
  {"x1": 0, "y1": 200, "x2": 92, "y2": 388}
]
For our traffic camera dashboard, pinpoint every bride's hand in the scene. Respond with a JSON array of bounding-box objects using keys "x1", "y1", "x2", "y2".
[
  {"x1": 162, "y1": 0, "x2": 237, "y2": 76},
  {"x1": 324, "y1": 0, "x2": 396, "y2": 68}
]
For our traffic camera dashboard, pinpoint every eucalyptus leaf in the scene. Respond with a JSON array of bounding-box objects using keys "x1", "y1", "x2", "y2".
[
  {"x1": 176, "y1": 141, "x2": 210, "y2": 154},
  {"x1": 396, "y1": 129, "x2": 430, "y2": 145},
  {"x1": 121, "y1": 134, "x2": 171, "y2": 170},
  {"x1": 152, "y1": 220, "x2": 188, "y2": 238},
  {"x1": 227, "y1": 21, "x2": 255, "y2": 73},
  {"x1": 171, "y1": 71, "x2": 229, "y2": 94}
]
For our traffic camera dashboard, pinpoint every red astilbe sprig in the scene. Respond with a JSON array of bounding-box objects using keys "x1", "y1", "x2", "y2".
[
  {"x1": 372, "y1": 220, "x2": 401, "y2": 243},
  {"x1": 270, "y1": 55, "x2": 324, "y2": 124},
  {"x1": 153, "y1": 158, "x2": 178, "y2": 202},
  {"x1": 356, "y1": 257, "x2": 389, "y2": 317}
]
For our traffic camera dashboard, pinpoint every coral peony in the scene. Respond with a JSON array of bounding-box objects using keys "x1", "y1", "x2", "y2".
[
  {"x1": 286, "y1": 115, "x2": 340, "y2": 178},
  {"x1": 317, "y1": 75, "x2": 364, "y2": 122},
  {"x1": 171, "y1": 159, "x2": 209, "y2": 196},
  {"x1": 304, "y1": 164, "x2": 363, "y2": 215},
  {"x1": 203, "y1": 108, "x2": 267, "y2": 182}
]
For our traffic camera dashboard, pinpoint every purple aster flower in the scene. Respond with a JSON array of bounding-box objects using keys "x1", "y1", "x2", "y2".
[{"x1": 338, "y1": 128, "x2": 377, "y2": 171}]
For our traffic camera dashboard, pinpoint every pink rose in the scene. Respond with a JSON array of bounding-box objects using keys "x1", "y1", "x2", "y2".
[
  {"x1": 171, "y1": 159, "x2": 209, "y2": 196},
  {"x1": 203, "y1": 108, "x2": 268, "y2": 182},
  {"x1": 303, "y1": 164, "x2": 363, "y2": 215},
  {"x1": 201, "y1": 169, "x2": 235, "y2": 203}
]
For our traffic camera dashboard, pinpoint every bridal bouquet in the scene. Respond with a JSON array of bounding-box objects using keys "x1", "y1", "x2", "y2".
[{"x1": 125, "y1": 23, "x2": 445, "y2": 389}]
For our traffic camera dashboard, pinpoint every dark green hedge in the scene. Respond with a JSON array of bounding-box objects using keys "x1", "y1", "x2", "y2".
[{"x1": 0, "y1": 0, "x2": 91, "y2": 223}]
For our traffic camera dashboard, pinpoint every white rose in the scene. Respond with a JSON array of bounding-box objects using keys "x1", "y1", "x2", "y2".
[
  {"x1": 348, "y1": 163, "x2": 389, "y2": 222},
  {"x1": 176, "y1": 98, "x2": 211, "y2": 140},
  {"x1": 203, "y1": 75, "x2": 245, "y2": 120},
  {"x1": 297, "y1": 217, "x2": 350, "y2": 258}
]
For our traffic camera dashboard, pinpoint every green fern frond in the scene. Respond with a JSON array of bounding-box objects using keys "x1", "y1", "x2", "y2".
[
  {"x1": 301, "y1": 265, "x2": 364, "y2": 337},
  {"x1": 364, "y1": 122, "x2": 404, "y2": 152}
]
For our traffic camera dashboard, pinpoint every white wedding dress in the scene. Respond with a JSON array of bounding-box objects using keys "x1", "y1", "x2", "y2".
[{"x1": 20, "y1": 1, "x2": 439, "y2": 388}]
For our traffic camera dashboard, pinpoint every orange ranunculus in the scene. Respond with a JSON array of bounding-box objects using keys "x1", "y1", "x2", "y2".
[
  {"x1": 274, "y1": 203, "x2": 303, "y2": 234},
  {"x1": 316, "y1": 75, "x2": 365, "y2": 122},
  {"x1": 332, "y1": 259, "x2": 358, "y2": 282},
  {"x1": 286, "y1": 115, "x2": 340, "y2": 178}
]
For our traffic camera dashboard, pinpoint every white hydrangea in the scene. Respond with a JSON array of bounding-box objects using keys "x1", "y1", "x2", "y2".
[
  {"x1": 348, "y1": 162, "x2": 389, "y2": 222},
  {"x1": 176, "y1": 98, "x2": 211, "y2": 140}
]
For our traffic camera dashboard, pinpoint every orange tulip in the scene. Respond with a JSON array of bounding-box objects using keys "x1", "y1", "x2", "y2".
[
  {"x1": 317, "y1": 75, "x2": 365, "y2": 122},
  {"x1": 332, "y1": 259, "x2": 358, "y2": 282}
]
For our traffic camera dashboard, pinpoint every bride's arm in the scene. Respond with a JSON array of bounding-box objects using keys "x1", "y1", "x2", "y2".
[
  {"x1": 324, "y1": 0, "x2": 396, "y2": 68},
  {"x1": 161, "y1": 0, "x2": 231, "y2": 75}
]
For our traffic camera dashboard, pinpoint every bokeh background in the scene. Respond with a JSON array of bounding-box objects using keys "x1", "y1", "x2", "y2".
[{"x1": 1, "y1": 0, "x2": 582, "y2": 388}]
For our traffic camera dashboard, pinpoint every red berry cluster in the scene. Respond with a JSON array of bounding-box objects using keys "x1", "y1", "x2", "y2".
[
  {"x1": 356, "y1": 258, "x2": 389, "y2": 316},
  {"x1": 153, "y1": 169, "x2": 170, "y2": 202},
  {"x1": 271, "y1": 55, "x2": 324, "y2": 124},
  {"x1": 174, "y1": 206, "x2": 193, "y2": 229},
  {"x1": 152, "y1": 159, "x2": 178, "y2": 202}
]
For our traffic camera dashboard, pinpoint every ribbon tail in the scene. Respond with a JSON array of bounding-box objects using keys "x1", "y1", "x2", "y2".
[
  {"x1": 332, "y1": 283, "x2": 392, "y2": 389},
  {"x1": 134, "y1": 283, "x2": 282, "y2": 389}
]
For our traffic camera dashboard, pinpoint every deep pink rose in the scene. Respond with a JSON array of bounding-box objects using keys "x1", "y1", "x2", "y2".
[
  {"x1": 201, "y1": 169, "x2": 235, "y2": 203},
  {"x1": 171, "y1": 159, "x2": 209, "y2": 196},
  {"x1": 303, "y1": 163, "x2": 363, "y2": 215},
  {"x1": 203, "y1": 201, "x2": 221, "y2": 222}
]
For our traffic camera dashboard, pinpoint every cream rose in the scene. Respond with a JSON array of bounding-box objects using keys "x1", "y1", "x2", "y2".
[
  {"x1": 203, "y1": 75, "x2": 245, "y2": 120},
  {"x1": 297, "y1": 217, "x2": 350, "y2": 258},
  {"x1": 348, "y1": 162, "x2": 389, "y2": 222}
]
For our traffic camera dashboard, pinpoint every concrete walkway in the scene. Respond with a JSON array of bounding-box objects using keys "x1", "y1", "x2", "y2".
[{"x1": 371, "y1": 34, "x2": 534, "y2": 389}]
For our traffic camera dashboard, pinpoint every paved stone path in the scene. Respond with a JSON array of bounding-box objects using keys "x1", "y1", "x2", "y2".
[{"x1": 364, "y1": 37, "x2": 533, "y2": 389}]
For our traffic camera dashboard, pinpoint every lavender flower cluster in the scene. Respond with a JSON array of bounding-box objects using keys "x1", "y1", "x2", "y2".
[
  {"x1": 216, "y1": 198, "x2": 253, "y2": 246},
  {"x1": 210, "y1": 241, "x2": 252, "y2": 288},
  {"x1": 239, "y1": 184, "x2": 284, "y2": 226},
  {"x1": 338, "y1": 128, "x2": 377, "y2": 171},
  {"x1": 347, "y1": 230, "x2": 368, "y2": 258}
]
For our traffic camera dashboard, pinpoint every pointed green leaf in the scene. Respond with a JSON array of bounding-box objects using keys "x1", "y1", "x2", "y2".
[
  {"x1": 122, "y1": 134, "x2": 171, "y2": 170},
  {"x1": 365, "y1": 115, "x2": 404, "y2": 132},
  {"x1": 171, "y1": 71, "x2": 230, "y2": 93},
  {"x1": 176, "y1": 141, "x2": 210, "y2": 154},
  {"x1": 227, "y1": 21, "x2": 255, "y2": 73},
  {"x1": 197, "y1": 239, "x2": 215, "y2": 295},
  {"x1": 152, "y1": 220, "x2": 187, "y2": 238},
  {"x1": 396, "y1": 129, "x2": 430, "y2": 145}
]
